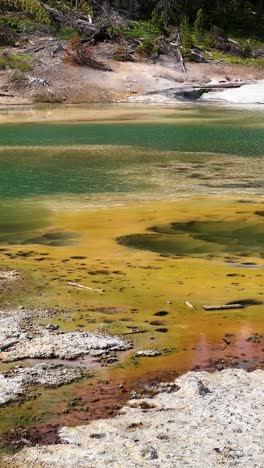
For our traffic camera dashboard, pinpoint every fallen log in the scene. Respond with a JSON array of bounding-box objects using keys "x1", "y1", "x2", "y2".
[
  {"x1": 68, "y1": 282, "x2": 104, "y2": 293},
  {"x1": 193, "y1": 81, "x2": 251, "y2": 89},
  {"x1": 42, "y1": 3, "x2": 109, "y2": 42},
  {"x1": 0, "y1": 340, "x2": 19, "y2": 352},
  {"x1": 75, "y1": 45, "x2": 112, "y2": 70},
  {"x1": 203, "y1": 304, "x2": 243, "y2": 311},
  {"x1": 123, "y1": 330, "x2": 147, "y2": 335}
]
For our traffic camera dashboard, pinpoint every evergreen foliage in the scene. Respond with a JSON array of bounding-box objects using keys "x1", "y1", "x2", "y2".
[
  {"x1": 1, "y1": 0, "x2": 264, "y2": 40},
  {"x1": 1, "y1": 0, "x2": 50, "y2": 24}
]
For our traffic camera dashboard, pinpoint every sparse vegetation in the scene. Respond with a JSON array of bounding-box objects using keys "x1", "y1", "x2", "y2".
[
  {"x1": 11, "y1": 71, "x2": 27, "y2": 80},
  {"x1": 0, "y1": 0, "x2": 263, "y2": 77},
  {"x1": 34, "y1": 94, "x2": 62, "y2": 103},
  {"x1": 0, "y1": 53, "x2": 31, "y2": 71}
]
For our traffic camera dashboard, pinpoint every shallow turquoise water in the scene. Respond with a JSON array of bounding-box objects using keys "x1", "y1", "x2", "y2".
[
  {"x1": 0, "y1": 120, "x2": 263, "y2": 155},
  {"x1": 0, "y1": 106, "x2": 263, "y2": 199}
]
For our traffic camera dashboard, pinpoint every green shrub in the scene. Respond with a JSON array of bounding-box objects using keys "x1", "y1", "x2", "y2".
[
  {"x1": 137, "y1": 38, "x2": 158, "y2": 57},
  {"x1": 11, "y1": 71, "x2": 27, "y2": 80},
  {"x1": 0, "y1": 53, "x2": 31, "y2": 71},
  {"x1": 123, "y1": 20, "x2": 160, "y2": 42},
  {"x1": 241, "y1": 41, "x2": 252, "y2": 58},
  {"x1": 194, "y1": 8, "x2": 207, "y2": 41},
  {"x1": 0, "y1": 15, "x2": 54, "y2": 34},
  {"x1": 58, "y1": 26, "x2": 77, "y2": 39},
  {"x1": 223, "y1": 55, "x2": 264, "y2": 69},
  {"x1": 34, "y1": 94, "x2": 62, "y2": 103},
  {"x1": 1, "y1": 0, "x2": 50, "y2": 24},
  {"x1": 180, "y1": 17, "x2": 193, "y2": 49},
  {"x1": 151, "y1": 8, "x2": 166, "y2": 33}
]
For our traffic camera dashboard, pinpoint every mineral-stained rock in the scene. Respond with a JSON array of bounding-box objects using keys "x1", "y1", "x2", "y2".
[
  {"x1": 0, "y1": 309, "x2": 132, "y2": 363},
  {"x1": 6, "y1": 368, "x2": 264, "y2": 467},
  {"x1": 0, "y1": 363, "x2": 85, "y2": 406},
  {"x1": 1, "y1": 331, "x2": 131, "y2": 362}
]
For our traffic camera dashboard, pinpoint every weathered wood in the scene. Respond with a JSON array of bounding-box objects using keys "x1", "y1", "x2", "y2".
[
  {"x1": 185, "y1": 301, "x2": 195, "y2": 310},
  {"x1": 42, "y1": 3, "x2": 109, "y2": 41},
  {"x1": 193, "y1": 82, "x2": 251, "y2": 90},
  {"x1": 123, "y1": 330, "x2": 147, "y2": 335},
  {"x1": 203, "y1": 304, "x2": 243, "y2": 311},
  {"x1": 68, "y1": 282, "x2": 104, "y2": 293},
  {"x1": 0, "y1": 340, "x2": 19, "y2": 352},
  {"x1": 74, "y1": 44, "x2": 112, "y2": 70}
]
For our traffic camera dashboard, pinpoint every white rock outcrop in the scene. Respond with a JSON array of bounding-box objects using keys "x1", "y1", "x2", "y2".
[
  {"x1": 7, "y1": 368, "x2": 264, "y2": 467},
  {"x1": 201, "y1": 81, "x2": 264, "y2": 104},
  {"x1": 0, "y1": 363, "x2": 84, "y2": 406}
]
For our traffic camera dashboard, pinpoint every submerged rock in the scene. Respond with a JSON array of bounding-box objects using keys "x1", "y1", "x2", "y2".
[{"x1": 7, "y1": 368, "x2": 264, "y2": 467}]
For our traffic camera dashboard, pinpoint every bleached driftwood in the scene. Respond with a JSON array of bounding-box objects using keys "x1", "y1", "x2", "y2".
[
  {"x1": 68, "y1": 282, "x2": 104, "y2": 293},
  {"x1": 203, "y1": 304, "x2": 242, "y2": 311},
  {"x1": 185, "y1": 301, "x2": 195, "y2": 310}
]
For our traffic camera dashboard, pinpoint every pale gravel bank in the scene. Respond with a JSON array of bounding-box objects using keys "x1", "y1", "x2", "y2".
[{"x1": 6, "y1": 369, "x2": 264, "y2": 468}]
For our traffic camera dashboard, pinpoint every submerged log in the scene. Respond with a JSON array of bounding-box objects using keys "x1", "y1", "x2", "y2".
[{"x1": 203, "y1": 304, "x2": 243, "y2": 311}]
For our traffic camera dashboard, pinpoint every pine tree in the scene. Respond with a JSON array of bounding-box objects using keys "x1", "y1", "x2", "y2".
[{"x1": 194, "y1": 8, "x2": 206, "y2": 41}]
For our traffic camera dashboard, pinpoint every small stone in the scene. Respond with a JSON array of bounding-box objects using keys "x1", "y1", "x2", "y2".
[
  {"x1": 135, "y1": 350, "x2": 162, "y2": 358},
  {"x1": 141, "y1": 446, "x2": 158, "y2": 460},
  {"x1": 46, "y1": 324, "x2": 60, "y2": 331}
]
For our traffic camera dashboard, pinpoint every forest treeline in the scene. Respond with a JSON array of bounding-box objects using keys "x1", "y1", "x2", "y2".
[
  {"x1": 1, "y1": 0, "x2": 264, "y2": 35},
  {"x1": 97, "y1": 0, "x2": 264, "y2": 33}
]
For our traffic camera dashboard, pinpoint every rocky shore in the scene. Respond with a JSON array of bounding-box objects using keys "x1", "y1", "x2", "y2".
[
  {"x1": 5, "y1": 368, "x2": 264, "y2": 467},
  {"x1": 0, "y1": 308, "x2": 131, "y2": 362},
  {"x1": 0, "y1": 363, "x2": 85, "y2": 406},
  {"x1": 0, "y1": 307, "x2": 132, "y2": 407}
]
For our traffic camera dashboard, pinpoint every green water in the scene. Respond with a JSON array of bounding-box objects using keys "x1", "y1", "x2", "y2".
[
  {"x1": 0, "y1": 120, "x2": 264, "y2": 155},
  {"x1": 0, "y1": 105, "x2": 263, "y2": 243},
  {"x1": 0, "y1": 105, "x2": 264, "y2": 438},
  {"x1": 0, "y1": 106, "x2": 264, "y2": 200}
]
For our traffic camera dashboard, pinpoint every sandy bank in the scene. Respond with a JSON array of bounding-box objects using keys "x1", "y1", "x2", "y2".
[{"x1": 5, "y1": 368, "x2": 264, "y2": 467}]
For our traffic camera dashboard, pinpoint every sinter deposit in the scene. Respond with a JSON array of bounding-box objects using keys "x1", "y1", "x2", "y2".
[
  {"x1": 0, "y1": 310, "x2": 132, "y2": 362},
  {"x1": 0, "y1": 363, "x2": 85, "y2": 406},
  {"x1": 201, "y1": 81, "x2": 264, "y2": 104},
  {"x1": 7, "y1": 369, "x2": 264, "y2": 467}
]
